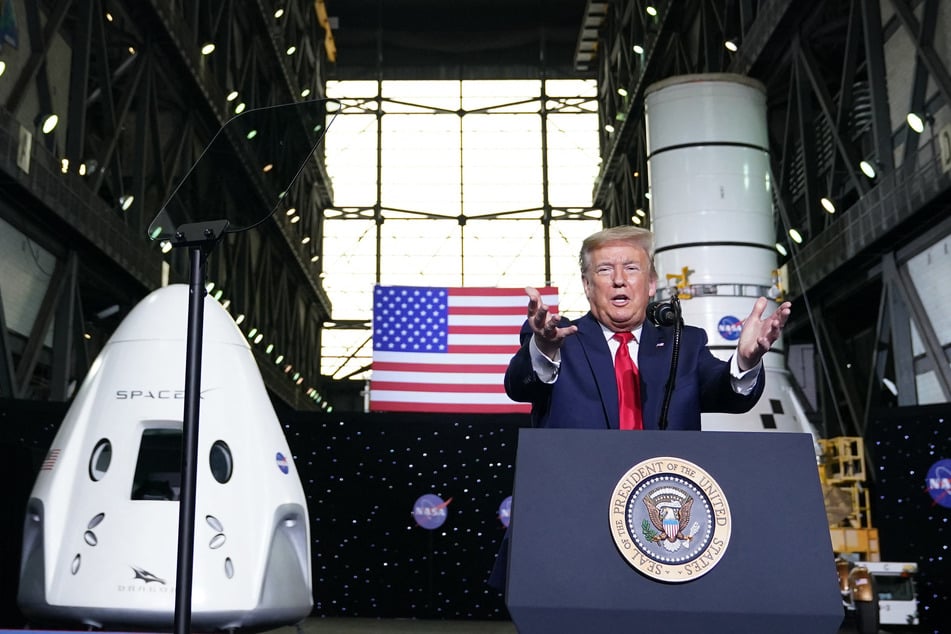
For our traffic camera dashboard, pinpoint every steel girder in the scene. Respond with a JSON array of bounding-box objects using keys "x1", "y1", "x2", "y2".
[{"x1": 0, "y1": 0, "x2": 335, "y2": 408}]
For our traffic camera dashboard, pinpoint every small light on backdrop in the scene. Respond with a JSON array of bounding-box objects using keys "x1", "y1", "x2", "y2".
[
  {"x1": 788, "y1": 228, "x2": 803, "y2": 244},
  {"x1": 820, "y1": 197, "x2": 836, "y2": 214}
]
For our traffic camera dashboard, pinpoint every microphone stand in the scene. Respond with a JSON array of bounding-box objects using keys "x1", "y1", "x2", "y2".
[
  {"x1": 168, "y1": 220, "x2": 228, "y2": 634},
  {"x1": 657, "y1": 294, "x2": 683, "y2": 431}
]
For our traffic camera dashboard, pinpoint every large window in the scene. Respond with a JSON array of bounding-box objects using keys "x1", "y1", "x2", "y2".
[{"x1": 322, "y1": 80, "x2": 601, "y2": 382}]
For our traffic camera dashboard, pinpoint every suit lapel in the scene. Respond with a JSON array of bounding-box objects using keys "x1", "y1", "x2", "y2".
[
  {"x1": 637, "y1": 322, "x2": 670, "y2": 430},
  {"x1": 575, "y1": 313, "x2": 617, "y2": 429}
]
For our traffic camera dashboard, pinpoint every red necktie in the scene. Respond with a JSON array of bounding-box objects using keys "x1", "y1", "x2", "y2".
[{"x1": 613, "y1": 332, "x2": 643, "y2": 430}]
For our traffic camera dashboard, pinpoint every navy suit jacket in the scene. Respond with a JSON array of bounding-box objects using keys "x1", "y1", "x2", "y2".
[{"x1": 504, "y1": 312, "x2": 764, "y2": 430}]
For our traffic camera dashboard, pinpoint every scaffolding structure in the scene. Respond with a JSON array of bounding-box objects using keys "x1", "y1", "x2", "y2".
[{"x1": 820, "y1": 437, "x2": 880, "y2": 561}]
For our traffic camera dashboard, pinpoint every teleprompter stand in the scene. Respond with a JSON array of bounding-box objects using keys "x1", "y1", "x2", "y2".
[{"x1": 505, "y1": 429, "x2": 843, "y2": 633}]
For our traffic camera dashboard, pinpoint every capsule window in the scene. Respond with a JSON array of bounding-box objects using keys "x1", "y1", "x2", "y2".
[
  {"x1": 209, "y1": 440, "x2": 233, "y2": 484},
  {"x1": 89, "y1": 439, "x2": 112, "y2": 481},
  {"x1": 131, "y1": 429, "x2": 181, "y2": 501}
]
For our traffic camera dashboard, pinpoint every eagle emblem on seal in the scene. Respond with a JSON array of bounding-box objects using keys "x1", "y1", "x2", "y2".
[{"x1": 643, "y1": 487, "x2": 698, "y2": 550}]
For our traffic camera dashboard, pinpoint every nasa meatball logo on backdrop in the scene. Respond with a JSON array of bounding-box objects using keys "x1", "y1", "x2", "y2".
[
  {"x1": 497, "y1": 495, "x2": 512, "y2": 527},
  {"x1": 412, "y1": 494, "x2": 450, "y2": 530},
  {"x1": 926, "y1": 458, "x2": 951, "y2": 509},
  {"x1": 716, "y1": 315, "x2": 743, "y2": 341},
  {"x1": 609, "y1": 457, "x2": 732, "y2": 582}
]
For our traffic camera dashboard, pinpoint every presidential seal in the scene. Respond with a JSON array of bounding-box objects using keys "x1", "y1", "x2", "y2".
[{"x1": 609, "y1": 456, "x2": 731, "y2": 582}]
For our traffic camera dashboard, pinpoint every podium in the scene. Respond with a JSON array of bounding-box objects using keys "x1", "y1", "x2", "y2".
[{"x1": 506, "y1": 429, "x2": 843, "y2": 633}]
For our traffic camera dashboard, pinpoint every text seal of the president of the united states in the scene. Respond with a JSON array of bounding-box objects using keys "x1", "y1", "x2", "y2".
[{"x1": 609, "y1": 456, "x2": 732, "y2": 582}]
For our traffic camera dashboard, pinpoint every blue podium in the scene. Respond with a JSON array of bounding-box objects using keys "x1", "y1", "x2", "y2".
[{"x1": 506, "y1": 429, "x2": 843, "y2": 633}]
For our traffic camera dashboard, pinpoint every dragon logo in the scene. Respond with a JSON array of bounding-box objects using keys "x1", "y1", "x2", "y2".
[{"x1": 131, "y1": 566, "x2": 166, "y2": 584}]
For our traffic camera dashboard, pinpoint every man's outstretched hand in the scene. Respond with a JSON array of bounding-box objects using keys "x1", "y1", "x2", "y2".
[
  {"x1": 525, "y1": 286, "x2": 578, "y2": 358},
  {"x1": 736, "y1": 297, "x2": 791, "y2": 372}
]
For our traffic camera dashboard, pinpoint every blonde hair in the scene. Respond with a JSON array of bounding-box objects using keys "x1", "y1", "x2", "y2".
[{"x1": 579, "y1": 226, "x2": 656, "y2": 278}]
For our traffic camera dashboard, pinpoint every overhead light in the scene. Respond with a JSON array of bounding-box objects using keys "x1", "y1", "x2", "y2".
[
  {"x1": 788, "y1": 228, "x2": 803, "y2": 244},
  {"x1": 724, "y1": 39, "x2": 738, "y2": 52},
  {"x1": 820, "y1": 197, "x2": 836, "y2": 214},
  {"x1": 310, "y1": 254, "x2": 320, "y2": 262},
  {"x1": 859, "y1": 160, "x2": 876, "y2": 179},
  {"x1": 39, "y1": 113, "x2": 59, "y2": 134},
  {"x1": 604, "y1": 123, "x2": 615, "y2": 134},
  {"x1": 301, "y1": 88, "x2": 311, "y2": 98},
  {"x1": 645, "y1": 5, "x2": 657, "y2": 17},
  {"x1": 235, "y1": 314, "x2": 246, "y2": 325},
  {"x1": 248, "y1": 327, "x2": 258, "y2": 339},
  {"x1": 226, "y1": 90, "x2": 239, "y2": 102},
  {"x1": 617, "y1": 87, "x2": 628, "y2": 97},
  {"x1": 266, "y1": 344, "x2": 275, "y2": 354},
  {"x1": 286, "y1": 207, "x2": 297, "y2": 216},
  {"x1": 105, "y1": 12, "x2": 114, "y2": 22},
  {"x1": 286, "y1": 45, "x2": 297, "y2": 56},
  {"x1": 254, "y1": 333, "x2": 264, "y2": 344},
  {"x1": 235, "y1": 102, "x2": 247, "y2": 114},
  {"x1": 262, "y1": 163, "x2": 273, "y2": 173},
  {"x1": 632, "y1": 44, "x2": 644, "y2": 55},
  {"x1": 205, "y1": 281, "x2": 215, "y2": 293},
  {"x1": 275, "y1": 354, "x2": 285, "y2": 364},
  {"x1": 906, "y1": 112, "x2": 925, "y2": 134},
  {"x1": 635, "y1": 208, "x2": 646, "y2": 217},
  {"x1": 632, "y1": 216, "x2": 642, "y2": 225},
  {"x1": 213, "y1": 289, "x2": 224, "y2": 301},
  {"x1": 301, "y1": 236, "x2": 311, "y2": 244},
  {"x1": 160, "y1": 240, "x2": 173, "y2": 254},
  {"x1": 60, "y1": 158, "x2": 69, "y2": 174},
  {"x1": 775, "y1": 243, "x2": 788, "y2": 256},
  {"x1": 246, "y1": 129, "x2": 257, "y2": 139},
  {"x1": 274, "y1": 8, "x2": 285, "y2": 19},
  {"x1": 200, "y1": 42, "x2": 216, "y2": 55},
  {"x1": 882, "y1": 377, "x2": 898, "y2": 396},
  {"x1": 290, "y1": 215, "x2": 301, "y2": 224},
  {"x1": 119, "y1": 194, "x2": 134, "y2": 210}
]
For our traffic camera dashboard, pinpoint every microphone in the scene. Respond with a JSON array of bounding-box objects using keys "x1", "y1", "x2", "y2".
[{"x1": 647, "y1": 301, "x2": 678, "y2": 327}]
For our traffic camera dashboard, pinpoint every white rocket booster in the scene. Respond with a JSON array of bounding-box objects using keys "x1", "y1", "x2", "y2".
[{"x1": 645, "y1": 73, "x2": 816, "y2": 437}]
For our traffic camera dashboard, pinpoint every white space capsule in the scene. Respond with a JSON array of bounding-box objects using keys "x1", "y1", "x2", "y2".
[
  {"x1": 645, "y1": 73, "x2": 816, "y2": 437},
  {"x1": 18, "y1": 284, "x2": 312, "y2": 631}
]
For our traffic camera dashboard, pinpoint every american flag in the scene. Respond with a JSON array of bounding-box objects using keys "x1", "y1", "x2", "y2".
[{"x1": 370, "y1": 285, "x2": 559, "y2": 413}]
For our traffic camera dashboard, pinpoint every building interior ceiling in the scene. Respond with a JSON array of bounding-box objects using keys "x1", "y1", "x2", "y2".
[{"x1": 1, "y1": 0, "x2": 949, "y2": 435}]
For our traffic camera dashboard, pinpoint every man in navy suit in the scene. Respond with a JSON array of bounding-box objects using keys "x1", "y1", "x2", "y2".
[
  {"x1": 504, "y1": 225, "x2": 791, "y2": 430},
  {"x1": 489, "y1": 226, "x2": 791, "y2": 590}
]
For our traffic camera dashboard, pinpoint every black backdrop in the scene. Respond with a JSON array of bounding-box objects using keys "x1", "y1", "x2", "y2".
[
  {"x1": 3, "y1": 398, "x2": 948, "y2": 630},
  {"x1": 866, "y1": 403, "x2": 950, "y2": 634}
]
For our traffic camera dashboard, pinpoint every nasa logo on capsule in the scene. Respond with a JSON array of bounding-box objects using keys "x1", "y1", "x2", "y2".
[
  {"x1": 717, "y1": 316, "x2": 742, "y2": 341},
  {"x1": 926, "y1": 459, "x2": 951, "y2": 508},
  {"x1": 609, "y1": 457, "x2": 731, "y2": 582},
  {"x1": 275, "y1": 452, "x2": 289, "y2": 474},
  {"x1": 412, "y1": 494, "x2": 450, "y2": 530},
  {"x1": 498, "y1": 495, "x2": 512, "y2": 527}
]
